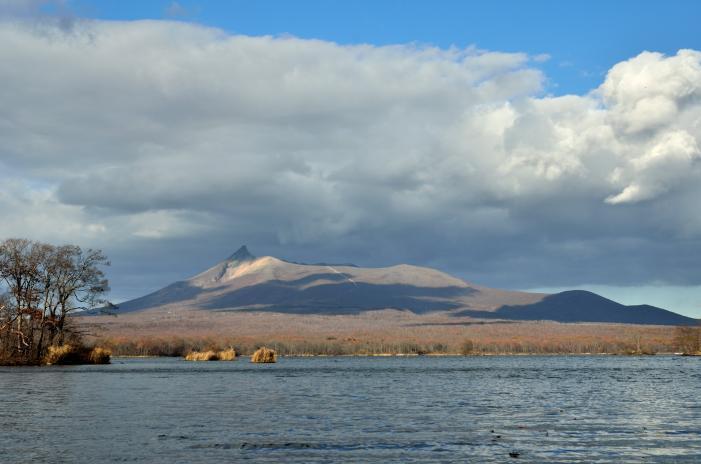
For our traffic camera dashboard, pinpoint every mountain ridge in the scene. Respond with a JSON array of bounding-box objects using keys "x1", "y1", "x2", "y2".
[{"x1": 113, "y1": 247, "x2": 698, "y2": 325}]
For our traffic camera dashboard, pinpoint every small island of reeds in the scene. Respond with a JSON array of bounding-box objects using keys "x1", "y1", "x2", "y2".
[
  {"x1": 45, "y1": 344, "x2": 111, "y2": 365},
  {"x1": 251, "y1": 347, "x2": 277, "y2": 363},
  {"x1": 184, "y1": 348, "x2": 237, "y2": 361}
]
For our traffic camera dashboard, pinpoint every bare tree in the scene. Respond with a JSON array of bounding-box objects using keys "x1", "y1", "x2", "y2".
[
  {"x1": 0, "y1": 239, "x2": 46, "y2": 358},
  {"x1": 49, "y1": 245, "x2": 109, "y2": 345},
  {"x1": 0, "y1": 238, "x2": 110, "y2": 364}
]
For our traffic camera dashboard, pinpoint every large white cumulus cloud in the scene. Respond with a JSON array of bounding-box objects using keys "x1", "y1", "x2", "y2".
[
  {"x1": 600, "y1": 50, "x2": 701, "y2": 204},
  {"x1": 1, "y1": 18, "x2": 701, "y2": 295}
]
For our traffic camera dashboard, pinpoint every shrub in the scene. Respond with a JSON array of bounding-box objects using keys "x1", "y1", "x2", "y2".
[
  {"x1": 251, "y1": 347, "x2": 277, "y2": 363},
  {"x1": 88, "y1": 347, "x2": 112, "y2": 364},
  {"x1": 44, "y1": 344, "x2": 111, "y2": 365},
  {"x1": 460, "y1": 339, "x2": 474, "y2": 355},
  {"x1": 674, "y1": 326, "x2": 701, "y2": 355},
  {"x1": 217, "y1": 348, "x2": 237, "y2": 361},
  {"x1": 184, "y1": 348, "x2": 237, "y2": 361},
  {"x1": 45, "y1": 345, "x2": 82, "y2": 365},
  {"x1": 184, "y1": 350, "x2": 219, "y2": 361}
]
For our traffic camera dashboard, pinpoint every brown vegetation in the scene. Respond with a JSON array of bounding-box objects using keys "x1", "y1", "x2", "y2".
[
  {"x1": 184, "y1": 348, "x2": 237, "y2": 361},
  {"x1": 460, "y1": 339, "x2": 474, "y2": 355},
  {"x1": 95, "y1": 334, "x2": 671, "y2": 357},
  {"x1": 674, "y1": 325, "x2": 701, "y2": 355},
  {"x1": 83, "y1": 307, "x2": 685, "y2": 357},
  {"x1": 184, "y1": 350, "x2": 220, "y2": 361},
  {"x1": 44, "y1": 344, "x2": 111, "y2": 365},
  {"x1": 88, "y1": 347, "x2": 112, "y2": 364},
  {"x1": 217, "y1": 348, "x2": 237, "y2": 360},
  {"x1": 251, "y1": 347, "x2": 276, "y2": 363}
]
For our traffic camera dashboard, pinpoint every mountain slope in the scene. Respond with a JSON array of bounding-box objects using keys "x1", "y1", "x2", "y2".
[
  {"x1": 117, "y1": 246, "x2": 542, "y2": 314},
  {"x1": 114, "y1": 246, "x2": 697, "y2": 325},
  {"x1": 458, "y1": 290, "x2": 696, "y2": 325}
]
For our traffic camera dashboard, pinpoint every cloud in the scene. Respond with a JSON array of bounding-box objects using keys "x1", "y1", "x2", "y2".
[
  {"x1": 1, "y1": 19, "x2": 701, "y2": 297},
  {"x1": 605, "y1": 130, "x2": 700, "y2": 204},
  {"x1": 0, "y1": 178, "x2": 104, "y2": 243}
]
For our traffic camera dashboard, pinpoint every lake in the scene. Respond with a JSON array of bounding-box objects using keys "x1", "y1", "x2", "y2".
[{"x1": 1, "y1": 356, "x2": 700, "y2": 463}]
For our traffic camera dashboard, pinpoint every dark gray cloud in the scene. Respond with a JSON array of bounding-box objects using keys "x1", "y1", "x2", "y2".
[{"x1": 1, "y1": 20, "x2": 701, "y2": 306}]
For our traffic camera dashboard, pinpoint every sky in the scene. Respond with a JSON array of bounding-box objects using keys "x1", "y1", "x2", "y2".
[{"x1": 1, "y1": 0, "x2": 701, "y2": 316}]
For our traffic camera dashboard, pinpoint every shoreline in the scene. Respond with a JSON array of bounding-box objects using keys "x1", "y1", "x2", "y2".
[
  {"x1": 110, "y1": 352, "x2": 687, "y2": 359},
  {"x1": 81, "y1": 310, "x2": 691, "y2": 358},
  {"x1": 4, "y1": 352, "x2": 695, "y2": 367}
]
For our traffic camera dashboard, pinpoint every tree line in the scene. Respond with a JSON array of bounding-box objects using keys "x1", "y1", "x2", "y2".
[
  {"x1": 674, "y1": 325, "x2": 701, "y2": 355},
  {"x1": 0, "y1": 238, "x2": 109, "y2": 365}
]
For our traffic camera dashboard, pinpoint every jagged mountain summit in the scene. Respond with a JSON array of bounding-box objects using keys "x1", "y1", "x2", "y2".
[
  {"x1": 115, "y1": 246, "x2": 697, "y2": 325},
  {"x1": 227, "y1": 245, "x2": 255, "y2": 263}
]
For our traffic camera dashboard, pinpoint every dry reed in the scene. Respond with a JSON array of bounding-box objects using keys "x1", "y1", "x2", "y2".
[
  {"x1": 184, "y1": 348, "x2": 237, "y2": 361},
  {"x1": 45, "y1": 344, "x2": 80, "y2": 365},
  {"x1": 44, "y1": 344, "x2": 111, "y2": 365},
  {"x1": 217, "y1": 348, "x2": 237, "y2": 361},
  {"x1": 251, "y1": 347, "x2": 277, "y2": 363},
  {"x1": 184, "y1": 350, "x2": 219, "y2": 361},
  {"x1": 88, "y1": 347, "x2": 112, "y2": 364}
]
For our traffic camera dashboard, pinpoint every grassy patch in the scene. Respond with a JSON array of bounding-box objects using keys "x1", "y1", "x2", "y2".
[
  {"x1": 184, "y1": 348, "x2": 237, "y2": 361},
  {"x1": 44, "y1": 344, "x2": 111, "y2": 365},
  {"x1": 251, "y1": 347, "x2": 277, "y2": 363}
]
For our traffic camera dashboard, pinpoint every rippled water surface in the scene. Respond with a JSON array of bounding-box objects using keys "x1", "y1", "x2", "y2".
[{"x1": 2, "y1": 356, "x2": 701, "y2": 463}]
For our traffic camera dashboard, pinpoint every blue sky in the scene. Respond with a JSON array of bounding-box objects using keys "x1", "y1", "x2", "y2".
[{"x1": 68, "y1": 0, "x2": 701, "y2": 96}]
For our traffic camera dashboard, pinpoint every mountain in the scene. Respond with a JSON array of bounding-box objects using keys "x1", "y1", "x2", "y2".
[
  {"x1": 458, "y1": 290, "x2": 695, "y2": 325},
  {"x1": 113, "y1": 246, "x2": 697, "y2": 325}
]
